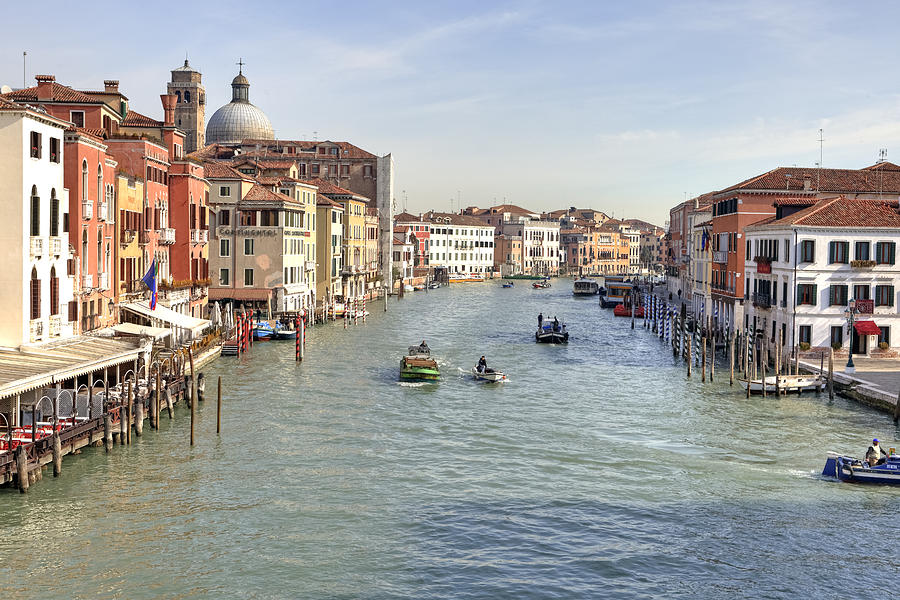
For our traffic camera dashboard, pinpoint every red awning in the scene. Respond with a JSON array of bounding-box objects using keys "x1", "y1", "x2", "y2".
[{"x1": 854, "y1": 320, "x2": 882, "y2": 336}]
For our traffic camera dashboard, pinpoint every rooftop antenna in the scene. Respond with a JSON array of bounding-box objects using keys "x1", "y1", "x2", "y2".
[
  {"x1": 816, "y1": 128, "x2": 825, "y2": 190},
  {"x1": 313, "y1": 130, "x2": 318, "y2": 142},
  {"x1": 23, "y1": 51, "x2": 27, "y2": 88},
  {"x1": 402, "y1": 189, "x2": 407, "y2": 212},
  {"x1": 456, "y1": 190, "x2": 460, "y2": 213},
  {"x1": 879, "y1": 148, "x2": 888, "y2": 200}
]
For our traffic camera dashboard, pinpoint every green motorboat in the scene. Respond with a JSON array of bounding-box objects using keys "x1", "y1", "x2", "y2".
[{"x1": 400, "y1": 342, "x2": 440, "y2": 382}]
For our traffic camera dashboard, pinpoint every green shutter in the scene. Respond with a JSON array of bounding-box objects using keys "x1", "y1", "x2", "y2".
[{"x1": 812, "y1": 284, "x2": 818, "y2": 305}]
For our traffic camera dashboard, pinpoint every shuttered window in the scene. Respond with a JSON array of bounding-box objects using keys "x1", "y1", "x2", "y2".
[
  {"x1": 876, "y1": 242, "x2": 896, "y2": 265},
  {"x1": 797, "y1": 284, "x2": 817, "y2": 305},
  {"x1": 829, "y1": 284, "x2": 848, "y2": 306},
  {"x1": 875, "y1": 285, "x2": 894, "y2": 307}
]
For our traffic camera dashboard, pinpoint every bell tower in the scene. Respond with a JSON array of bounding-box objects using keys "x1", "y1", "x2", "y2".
[{"x1": 167, "y1": 59, "x2": 205, "y2": 153}]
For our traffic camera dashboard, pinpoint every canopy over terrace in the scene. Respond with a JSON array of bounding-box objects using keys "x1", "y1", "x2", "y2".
[
  {"x1": 0, "y1": 336, "x2": 150, "y2": 426},
  {"x1": 120, "y1": 300, "x2": 210, "y2": 345}
]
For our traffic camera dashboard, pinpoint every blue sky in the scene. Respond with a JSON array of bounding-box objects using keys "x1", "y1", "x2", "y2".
[{"x1": 3, "y1": 1, "x2": 900, "y2": 225}]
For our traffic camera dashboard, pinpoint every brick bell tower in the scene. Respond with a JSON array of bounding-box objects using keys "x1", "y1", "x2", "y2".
[{"x1": 167, "y1": 58, "x2": 205, "y2": 153}]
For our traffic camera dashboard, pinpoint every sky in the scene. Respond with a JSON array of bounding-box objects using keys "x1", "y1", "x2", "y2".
[{"x1": 4, "y1": 0, "x2": 900, "y2": 226}]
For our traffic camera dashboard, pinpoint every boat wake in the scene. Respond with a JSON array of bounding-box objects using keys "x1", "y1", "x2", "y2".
[{"x1": 397, "y1": 381, "x2": 431, "y2": 388}]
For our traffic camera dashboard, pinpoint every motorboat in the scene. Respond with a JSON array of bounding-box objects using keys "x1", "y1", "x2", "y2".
[
  {"x1": 449, "y1": 273, "x2": 485, "y2": 283},
  {"x1": 472, "y1": 366, "x2": 507, "y2": 382},
  {"x1": 532, "y1": 279, "x2": 551, "y2": 289},
  {"x1": 427, "y1": 281, "x2": 441, "y2": 289},
  {"x1": 400, "y1": 343, "x2": 441, "y2": 382},
  {"x1": 536, "y1": 322, "x2": 568, "y2": 343},
  {"x1": 272, "y1": 321, "x2": 298, "y2": 340},
  {"x1": 252, "y1": 321, "x2": 275, "y2": 340},
  {"x1": 502, "y1": 281, "x2": 514, "y2": 288},
  {"x1": 601, "y1": 279, "x2": 630, "y2": 307},
  {"x1": 738, "y1": 374, "x2": 825, "y2": 394},
  {"x1": 573, "y1": 278, "x2": 599, "y2": 295},
  {"x1": 613, "y1": 304, "x2": 645, "y2": 317},
  {"x1": 822, "y1": 451, "x2": 900, "y2": 485}
]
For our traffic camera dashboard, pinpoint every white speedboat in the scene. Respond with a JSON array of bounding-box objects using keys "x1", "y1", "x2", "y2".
[
  {"x1": 738, "y1": 374, "x2": 824, "y2": 394},
  {"x1": 472, "y1": 366, "x2": 507, "y2": 382}
]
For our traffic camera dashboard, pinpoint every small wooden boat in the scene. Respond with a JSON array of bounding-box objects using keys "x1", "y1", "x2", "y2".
[
  {"x1": 823, "y1": 451, "x2": 900, "y2": 485},
  {"x1": 400, "y1": 343, "x2": 440, "y2": 382},
  {"x1": 536, "y1": 322, "x2": 568, "y2": 343},
  {"x1": 738, "y1": 374, "x2": 824, "y2": 394},
  {"x1": 532, "y1": 279, "x2": 551, "y2": 289},
  {"x1": 472, "y1": 366, "x2": 507, "y2": 382}
]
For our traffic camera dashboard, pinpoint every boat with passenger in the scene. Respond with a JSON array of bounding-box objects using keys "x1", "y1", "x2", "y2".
[
  {"x1": 400, "y1": 342, "x2": 441, "y2": 382},
  {"x1": 502, "y1": 281, "x2": 514, "y2": 288},
  {"x1": 573, "y1": 278, "x2": 599, "y2": 295},
  {"x1": 536, "y1": 321, "x2": 568, "y2": 343},
  {"x1": 822, "y1": 450, "x2": 900, "y2": 485},
  {"x1": 601, "y1": 278, "x2": 631, "y2": 308},
  {"x1": 252, "y1": 321, "x2": 275, "y2": 340},
  {"x1": 532, "y1": 278, "x2": 551, "y2": 289},
  {"x1": 449, "y1": 273, "x2": 485, "y2": 283}
]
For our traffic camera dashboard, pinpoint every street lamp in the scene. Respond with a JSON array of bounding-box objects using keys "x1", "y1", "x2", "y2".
[{"x1": 845, "y1": 299, "x2": 857, "y2": 373}]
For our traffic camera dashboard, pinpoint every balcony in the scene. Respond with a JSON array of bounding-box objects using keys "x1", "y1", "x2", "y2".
[
  {"x1": 50, "y1": 236, "x2": 62, "y2": 256},
  {"x1": 49, "y1": 315, "x2": 61, "y2": 337},
  {"x1": 305, "y1": 261, "x2": 316, "y2": 271},
  {"x1": 120, "y1": 230, "x2": 135, "y2": 246},
  {"x1": 139, "y1": 230, "x2": 151, "y2": 245},
  {"x1": 82, "y1": 201, "x2": 93, "y2": 220},
  {"x1": 29, "y1": 319, "x2": 44, "y2": 343},
  {"x1": 98, "y1": 201, "x2": 108, "y2": 221},
  {"x1": 82, "y1": 273, "x2": 93, "y2": 289},
  {"x1": 30, "y1": 236, "x2": 43, "y2": 260},
  {"x1": 713, "y1": 250, "x2": 728, "y2": 264},
  {"x1": 190, "y1": 229, "x2": 208, "y2": 244},
  {"x1": 159, "y1": 228, "x2": 176, "y2": 245},
  {"x1": 752, "y1": 292, "x2": 772, "y2": 309},
  {"x1": 851, "y1": 260, "x2": 875, "y2": 269},
  {"x1": 99, "y1": 272, "x2": 109, "y2": 290}
]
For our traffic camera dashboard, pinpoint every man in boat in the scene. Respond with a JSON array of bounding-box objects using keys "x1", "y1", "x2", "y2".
[
  {"x1": 538, "y1": 312, "x2": 543, "y2": 328},
  {"x1": 553, "y1": 316, "x2": 559, "y2": 331},
  {"x1": 477, "y1": 356, "x2": 487, "y2": 373},
  {"x1": 416, "y1": 340, "x2": 430, "y2": 354},
  {"x1": 866, "y1": 438, "x2": 888, "y2": 466}
]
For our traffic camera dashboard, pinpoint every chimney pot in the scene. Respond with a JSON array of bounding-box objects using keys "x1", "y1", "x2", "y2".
[
  {"x1": 104, "y1": 80, "x2": 119, "y2": 93},
  {"x1": 35, "y1": 75, "x2": 55, "y2": 100},
  {"x1": 160, "y1": 94, "x2": 177, "y2": 127}
]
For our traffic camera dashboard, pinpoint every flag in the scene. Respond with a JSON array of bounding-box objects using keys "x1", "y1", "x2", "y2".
[
  {"x1": 701, "y1": 228, "x2": 710, "y2": 252},
  {"x1": 141, "y1": 258, "x2": 158, "y2": 310}
]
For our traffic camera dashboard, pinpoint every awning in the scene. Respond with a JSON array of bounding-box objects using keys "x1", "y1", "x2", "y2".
[
  {"x1": 111, "y1": 322, "x2": 172, "y2": 341},
  {"x1": 854, "y1": 320, "x2": 882, "y2": 336},
  {"x1": 121, "y1": 300, "x2": 210, "y2": 336}
]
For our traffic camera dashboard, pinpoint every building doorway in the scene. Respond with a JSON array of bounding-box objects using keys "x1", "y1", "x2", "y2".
[{"x1": 851, "y1": 328, "x2": 867, "y2": 355}]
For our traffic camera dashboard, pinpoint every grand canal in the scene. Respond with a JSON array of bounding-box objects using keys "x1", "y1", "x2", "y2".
[{"x1": 1, "y1": 281, "x2": 898, "y2": 598}]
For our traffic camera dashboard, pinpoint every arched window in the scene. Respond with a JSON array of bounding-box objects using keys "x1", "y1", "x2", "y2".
[
  {"x1": 50, "y1": 188, "x2": 59, "y2": 237},
  {"x1": 184, "y1": 91, "x2": 191, "y2": 103},
  {"x1": 30, "y1": 267, "x2": 40, "y2": 320},
  {"x1": 50, "y1": 266, "x2": 59, "y2": 316},
  {"x1": 97, "y1": 164, "x2": 103, "y2": 205},
  {"x1": 30, "y1": 185, "x2": 40, "y2": 236},
  {"x1": 97, "y1": 229, "x2": 102, "y2": 279},
  {"x1": 81, "y1": 230, "x2": 89, "y2": 275},
  {"x1": 175, "y1": 91, "x2": 182, "y2": 102},
  {"x1": 82, "y1": 160, "x2": 88, "y2": 202}
]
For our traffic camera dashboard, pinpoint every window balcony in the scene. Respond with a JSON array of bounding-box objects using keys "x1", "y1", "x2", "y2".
[
  {"x1": 159, "y1": 228, "x2": 176, "y2": 245},
  {"x1": 120, "y1": 230, "x2": 135, "y2": 246},
  {"x1": 98, "y1": 201, "x2": 108, "y2": 221},
  {"x1": 30, "y1": 236, "x2": 43, "y2": 260},
  {"x1": 190, "y1": 229, "x2": 208, "y2": 243},
  {"x1": 82, "y1": 273, "x2": 93, "y2": 289},
  {"x1": 99, "y1": 272, "x2": 109, "y2": 290},
  {"x1": 50, "y1": 236, "x2": 62, "y2": 256},
  {"x1": 713, "y1": 250, "x2": 728, "y2": 264},
  {"x1": 305, "y1": 261, "x2": 316, "y2": 271},
  {"x1": 29, "y1": 319, "x2": 44, "y2": 343},
  {"x1": 49, "y1": 315, "x2": 61, "y2": 337},
  {"x1": 82, "y1": 201, "x2": 93, "y2": 220},
  {"x1": 752, "y1": 292, "x2": 772, "y2": 309}
]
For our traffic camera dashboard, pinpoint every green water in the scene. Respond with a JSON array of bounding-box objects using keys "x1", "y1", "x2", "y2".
[{"x1": 1, "y1": 281, "x2": 899, "y2": 598}]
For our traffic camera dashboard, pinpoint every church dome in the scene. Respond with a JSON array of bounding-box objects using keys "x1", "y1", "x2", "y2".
[{"x1": 206, "y1": 69, "x2": 273, "y2": 145}]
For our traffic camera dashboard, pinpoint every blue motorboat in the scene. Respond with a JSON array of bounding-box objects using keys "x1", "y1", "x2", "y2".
[
  {"x1": 502, "y1": 281, "x2": 514, "y2": 288},
  {"x1": 822, "y1": 451, "x2": 900, "y2": 485},
  {"x1": 252, "y1": 321, "x2": 275, "y2": 340},
  {"x1": 536, "y1": 321, "x2": 568, "y2": 343}
]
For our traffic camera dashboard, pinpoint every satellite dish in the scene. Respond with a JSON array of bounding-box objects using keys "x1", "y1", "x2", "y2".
[{"x1": 0, "y1": 85, "x2": 12, "y2": 94}]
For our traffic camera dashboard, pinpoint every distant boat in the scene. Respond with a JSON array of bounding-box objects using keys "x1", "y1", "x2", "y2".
[
  {"x1": 739, "y1": 374, "x2": 824, "y2": 394},
  {"x1": 532, "y1": 279, "x2": 551, "y2": 289},
  {"x1": 573, "y1": 278, "x2": 599, "y2": 295},
  {"x1": 449, "y1": 273, "x2": 485, "y2": 283},
  {"x1": 400, "y1": 343, "x2": 440, "y2": 382},
  {"x1": 502, "y1": 281, "x2": 514, "y2": 288},
  {"x1": 536, "y1": 322, "x2": 568, "y2": 343},
  {"x1": 472, "y1": 366, "x2": 507, "y2": 382}
]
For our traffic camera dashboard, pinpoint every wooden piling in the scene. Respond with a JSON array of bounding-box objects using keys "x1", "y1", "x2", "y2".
[
  {"x1": 15, "y1": 445, "x2": 28, "y2": 493},
  {"x1": 165, "y1": 386, "x2": 174, "y2": 419},
  {"x1": 701, "y1": 336, "x2": 707, "y2": 382},
  {"x1": 104, "y1": 412, "x2": 113, "y2": 452},
  {"x1": 828, "y1": 347, "x2": 834, "y2": 401},
  {"x1": 687, "y1": 334, "x2": 692, "y2": 378},
  {"x1": 729, "y1": 333, "x2": 735, "y2": 386},
  {"x1": 155, "y1": 370, "x2": 161, "y2": 428},
  {"x1": 217, "y1": 375, "x2": 222, "y2": 435},
  {"x1": 119, "y1": 389, "x2": 127, "y2": 446},
  {"x1": 775, "y1": 330, "x2": 782, "y2": 396},
  {"x1": 709, "y1": 330, "x2": 714, "y2": 382},
  {"x1": 149, "y1": 390, "x2": 157, "y2": 431},
  {"x1": 134, "y1": 395, "x2": 144, "y2": 437},
  {"x1": 52, "y1": 430, "x2": 62, "y2": 476},
  {"x1": 126, "y1": 381, "x2": 132, "y2": 445},
  {"x1": 189, "y1": 348, "x2": 196, "y2": 446}
]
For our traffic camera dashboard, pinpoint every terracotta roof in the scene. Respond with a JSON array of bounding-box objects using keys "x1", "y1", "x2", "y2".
[
  {"x1": 717, "y1": 165, "x2": 900, "y2": 196},
  {"x1": 1, "y1": 81, "x2": 100, "y2": 104},
  {"x1": 748, "y1": 196, "x2": 900, "y2": 229},
  {"x1": 242, "y1": 184, "x2": 297, "y2": 205},
  {"x1": 65, "y1": 127, "x2": 106, "y2": 142},
  {"x1": 423, "y1": 211, "x2": 494, "y2": 227},
  {"x1": 254, "y1": 159, "x2": 297, "y2": 169},
  {"x1": 120, "y1": 110, "x2": 162, "y2": 128},
  {"x1": 0, "y1": 97, "x2": 20, "y2": 110},
  {"x1": 395, "y1": 212, "x2": 424, "y2": 223},
  {"x1": 772, "y1": 197, "x2": 818, "y2": 207},
  {"x1": 300, "y1": 178, "x2": 369, "y2": 201},
  {"x1": 468, "y1": 203, "x2": 536, "y2": 217},
  {"x1": 190, "y1": 143, "x2": 236, "y2": 160},
  {"x1": 241, "y1": 139, "x2": 377, "y2": 159},
  {"x1": 202, "y1": 161, "x2": 247, "y2": 180},
  {"x1": 316, "y1": 197, "x2": 343, "y2": 208},
  {"x1": 862, "y1": 161, "x2": 900, "y2": 171},
  {"x1": 623, "y1": 218, "x2": 661, "y2": 232}
]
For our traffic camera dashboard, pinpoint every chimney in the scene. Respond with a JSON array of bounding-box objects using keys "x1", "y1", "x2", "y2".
[
  {"x1": 104, "y1": 80, "x2": 119, "y2": 93},
  {"x1": 160, "y1": 94, "x2": 177, "y2": 127},
  {"x1": 35, "y1": 75, "x2": 55, "y2": 100},
  {"x1": 803, "y1": 174, "x2": 812, "y2": 191}
]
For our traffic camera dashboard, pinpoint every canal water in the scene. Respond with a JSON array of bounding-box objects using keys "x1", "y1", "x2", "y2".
[{"x1": 1, "y1": 281, "x2": 899, "y2": 599}]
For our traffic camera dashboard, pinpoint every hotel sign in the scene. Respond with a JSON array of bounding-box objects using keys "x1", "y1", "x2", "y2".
[{"x1": 218, "y1": 228, "x2": 277, "y2": 237}]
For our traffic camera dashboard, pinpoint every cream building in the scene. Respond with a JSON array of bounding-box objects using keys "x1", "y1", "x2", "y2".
[
  {"x1": 315, "y1": 196, "x2": 344, "y2": 303},
  {"x1": 0, "y1": 99, "x2": 75, "y2": 346},
  {"x1": 425, "y1": 212, "x2": 496, "y2": 275}
]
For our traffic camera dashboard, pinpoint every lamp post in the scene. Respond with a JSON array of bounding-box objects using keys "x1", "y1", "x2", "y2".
[{"x1": 846, "y1": 299, "x2": 856, "y2": 373}]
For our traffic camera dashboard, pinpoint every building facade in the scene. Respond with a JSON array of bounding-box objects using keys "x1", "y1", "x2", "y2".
[{"x1": 425, "y1": 212, "x2": 495, "y2": 275}]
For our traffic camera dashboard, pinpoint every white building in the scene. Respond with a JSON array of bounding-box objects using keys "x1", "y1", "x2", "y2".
[
  {"x1": 424, "y1": 212, "x2": 495, "y2": 275},
  {"x1": 744, "y1": 197, "x2": 900, "y2": 356},
  {"x1": 392, "y1": 226, "x2": 415, "y2": 281},
  {"x1": 0, "y1": 99, "x2": 75, "y2": 346}
]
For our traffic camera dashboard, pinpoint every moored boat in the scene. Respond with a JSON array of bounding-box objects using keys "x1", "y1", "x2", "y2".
[
  {"x1": 400, "y1": 342, "x2": 441, "y2": 382},
  {"x1": 613, "y1": 304, "x2": 645, "y2": 317},
  {"x1": 502, "y1": 281, "x2": 514, "y2": 288},
  {"x1": 573, "y1": 278, "x2": 599, "y2": 295},
  {"x1": 739, "y1": 374, "x2": 824, "y2": 394},
  {"x1": 536, "y1": 322, "x2": 568, "y2": 343},
  {"x1": 449, "y1": 273, "x2": 486, "y2": 283},
  {"x1": 822, "y1": 451, "x2": 900, "y2": 485},
  {"x1": 252, "y1": 321, "x2": 275, "y2": 340}
]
